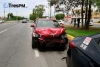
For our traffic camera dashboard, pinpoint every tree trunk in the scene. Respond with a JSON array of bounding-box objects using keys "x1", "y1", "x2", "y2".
[
  {"x1": 86, "y1": 1, "x2": 91, "y2": 30},
  {"x1": 85, "y1": 1, "x2": 88, "y2": 29},
  {"x1": 77, "y1": 18, "x2": 80, "y2": 28},
  {"x1": 81, "y1": 0, "x2": 84, "y2": 29}
]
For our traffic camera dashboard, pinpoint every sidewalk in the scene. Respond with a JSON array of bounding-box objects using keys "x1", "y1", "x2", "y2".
[{"x1": 5, "y1": 21, "x2": 17, "y2": 22}]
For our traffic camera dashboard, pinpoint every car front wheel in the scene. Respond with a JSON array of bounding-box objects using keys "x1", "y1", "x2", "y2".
[
  {"x1": 60, "y1": 44, "x2": 66, "y2": 51},
  {"x1": 32, "y1": 37, "x2": 36, "y2": 49}
]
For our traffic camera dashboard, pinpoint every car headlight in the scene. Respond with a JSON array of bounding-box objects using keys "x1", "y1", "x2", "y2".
[
  {"x1": 61, "y1": 34, "x2": 67, "y2": 39},
  {"x1": 33, "y1": 33, "x2": 39, "y2": 37}
]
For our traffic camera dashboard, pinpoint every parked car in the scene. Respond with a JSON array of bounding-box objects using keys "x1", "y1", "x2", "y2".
[
  {"x1": 30, "y1": 18, "x2": 68, "y2": 50},
  {"x1": 22, "y1": 19, "x2": 27, "y2": 23},
  {"x1": 0, "y1": 20, "x2": 4, "y2": 23},
  {"x1": 58, "y1": 20, "x2": 64, "y2": 24},
  {"x1": 89, "y1": 19, "x2": 93, "y2": 26},
  {"x1": 66, "y1": 33, "x2": 100, "y2": 67}
]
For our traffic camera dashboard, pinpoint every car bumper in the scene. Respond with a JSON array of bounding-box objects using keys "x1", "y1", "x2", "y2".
[{"x1": 39, "y1": 38, "x2": 64, "y2": 43}]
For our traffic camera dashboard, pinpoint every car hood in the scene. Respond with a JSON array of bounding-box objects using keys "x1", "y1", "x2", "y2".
[{"x1": 35, "y1": 27, "x2": 66, "y2": 37}]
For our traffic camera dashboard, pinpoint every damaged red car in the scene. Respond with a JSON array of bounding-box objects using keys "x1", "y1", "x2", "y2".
[{"x1": 30, "y1": 18, "x2": 68, "y2": 50}]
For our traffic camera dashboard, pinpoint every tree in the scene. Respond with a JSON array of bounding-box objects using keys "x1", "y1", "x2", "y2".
[
  {"x1": 29, "y1": 14, "x2": 34, "y2": 20},
  {"x1": 47, "y1": 0, "x2": 66, "y2": 18},
  {"x1": 7, "y1": 13, "x2": 14, "y2": 19},
  {"x1": 95, "y1": 0, "x2": 100, "y2": 12},
  {"x1": 29, "y1": 4, "x2": 45, "y2": 20},
  {"x1": 7, "y1": 13, "x2": 25, "y2": 20},
  {"x1": 48, "y1": 0, "x2": 59, "y2": 6},
  {"x1": 35, "y1": 5, "x2": 45, "y2": 18},
  {"x1": 55, "y1": 13, "x2": 65, "y2": 20}
]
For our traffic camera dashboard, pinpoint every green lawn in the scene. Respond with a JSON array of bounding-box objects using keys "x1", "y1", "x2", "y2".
[{"x1": 65, "y1": 26, "x2": 100, "y2": 37}]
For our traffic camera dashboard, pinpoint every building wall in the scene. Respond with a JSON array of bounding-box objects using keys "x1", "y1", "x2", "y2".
[{"x1": 64, "y1": 15, "x2": 71, "y2": 22}]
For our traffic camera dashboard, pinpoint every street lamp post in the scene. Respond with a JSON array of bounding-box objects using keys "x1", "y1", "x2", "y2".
[
  {"x1": 9, "y1": 7, "x2": 10, "y2": 20},
  {"x1": 54, "y1": 4, "x2": 56, "y2": 18},
  {"x1": 4, "y1": 7, "x2": 5, "y2": 21},
  {"x1": 16, "y1": 12, "x2": 18, "y2": 21},
  {"x1": 48, "y1": 2, "x2": 51, "y2": 18}
]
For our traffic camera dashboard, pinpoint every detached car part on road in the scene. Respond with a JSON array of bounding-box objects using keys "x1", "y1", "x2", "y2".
[
  {"x1": 30, "y1": 18, "x2": 68, "y2": 50},
  {"x1": 67, "y1": 33, "x2": 100, "y2": 67}
]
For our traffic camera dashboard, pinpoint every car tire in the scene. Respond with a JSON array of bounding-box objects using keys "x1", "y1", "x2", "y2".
[
  {"x1": 38, "y1": 43, "x2": 45, "y2": 51},
  {"x1": 60, "y1": 44, "x2": 66, "y2": 51},
  {"x1": 67, "y1": 56, "x2": 72, "y2": 67},
  {"x1": 32, "y1": 37, "x2": 36, "y2": 49},
  {"x1": 67, "y1": 49, "x2": 72, "y2": 67}
]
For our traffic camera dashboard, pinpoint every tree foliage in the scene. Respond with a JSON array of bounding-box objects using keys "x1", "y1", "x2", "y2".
[
  {"x1": 95, "y1": 0, "x2": 100, "y2": 11},
  {"x1": 7, "y1": 13, "x2": 25, "y2": 20},
  {"x1": 29, "y1": 4, "x2": 45, "y2": 20},
  {"x1": 55, "y1": 13, "x2": 65, "y2": 20},
  {"x1": 7, "y1": 13, "x2": 13, "y2": 19}
]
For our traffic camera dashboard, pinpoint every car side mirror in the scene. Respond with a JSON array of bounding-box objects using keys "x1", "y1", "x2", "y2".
[{"x1": 30, "y1": 24, "x2": 34, "y2": 27}]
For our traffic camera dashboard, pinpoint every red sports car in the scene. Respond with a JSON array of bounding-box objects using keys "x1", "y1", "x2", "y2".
[{"x1": 30, "y1": 18, "x2": 68, "y2": 50}]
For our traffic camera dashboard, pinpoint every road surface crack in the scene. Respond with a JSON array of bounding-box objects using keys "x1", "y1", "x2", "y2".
[{"x1": 4, "y1": 42, "x2": 20, "y2": 67}]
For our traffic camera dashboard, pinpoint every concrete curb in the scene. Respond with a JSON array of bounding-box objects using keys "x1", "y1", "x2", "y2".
[{"x1": 67, "y1": 34, "x2": 75, "y2": 41}]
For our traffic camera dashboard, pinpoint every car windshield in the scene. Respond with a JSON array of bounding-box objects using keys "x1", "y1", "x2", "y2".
[{"x1": 37, "y1": 20, "x2": 59, "y2": 27}]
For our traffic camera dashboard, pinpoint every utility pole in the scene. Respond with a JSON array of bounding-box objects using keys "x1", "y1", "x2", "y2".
[
  {"x1": 48, "y1": 0, "x2": 51, "y2": 18},
  {"x1": 50, "y1": 4, "x2": 51, "y2": 18},
  {"x1": 47, "y1": 3, "x2": 49, "y2": 17},
  {"x1": 81, "y1": 0, "x2": 84, "y2": 29},
  {"x1": 4, "y1": 7, "x2": 5, "y2": 21},
  {"x1": 9, "y1": 7, "x2": 10, "y2": 20},
  {"x1": 54, "y1": 4, "x2": 55, "y2": 18},
  {"x1": 16, "y1": 12, "x2": 18, "y2": 21}
]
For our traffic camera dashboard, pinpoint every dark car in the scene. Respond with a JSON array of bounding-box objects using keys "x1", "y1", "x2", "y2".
[
  {"x1": 30, "y1": 18, "x2": 68, "y2": 50},
  {"x1": 67, "y1": 33, "x2": 100, "y2": 67},
  {"x1": 22, "y1": 19, "x2": 27, "y2": 23}
]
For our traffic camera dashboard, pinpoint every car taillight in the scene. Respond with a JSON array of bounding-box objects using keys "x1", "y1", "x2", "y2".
[{"x1": 69, "y1": 41, "x2": 76, "y2": 49}]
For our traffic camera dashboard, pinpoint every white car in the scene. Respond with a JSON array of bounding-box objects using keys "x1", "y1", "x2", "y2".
[
  {"x1": 89, "y1": 19, "x2": 93, "y2": 26},
  {"x1": 58, "y1": 20, "x2": 64, "y2": 24}
]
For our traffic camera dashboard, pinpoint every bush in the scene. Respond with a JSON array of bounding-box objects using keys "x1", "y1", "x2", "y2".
[{"x1": 55, "y1": 13, "x2": 65, "y2": 20}]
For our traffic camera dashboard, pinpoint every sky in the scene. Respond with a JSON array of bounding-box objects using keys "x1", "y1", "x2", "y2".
[
  {"x1": 0, "y1": 0, "x2": 98, "y2": 18},
  {"x1": 0, "y1": 0, "x2": 55, "y2": 18}
]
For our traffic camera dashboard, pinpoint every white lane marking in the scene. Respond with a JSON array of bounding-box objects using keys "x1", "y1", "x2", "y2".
[
  {"x1": 34, "y1": 49, "x2": 39, "y2": 57},
  {"x1": 9, "y1": 23, "x2": 21, "y2": 29},
  {"x1": 0, "y1": 23, "x2": 21, "y2": 34},
  {"x1": 0, "y1": 29, "x2": 8, "y2": 34},
  {"x1": 31, "y1": 28, "x2": 32, "y2": 31}
]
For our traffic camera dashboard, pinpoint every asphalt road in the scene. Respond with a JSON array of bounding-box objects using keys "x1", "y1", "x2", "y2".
[
  {"x1": 0, "y1": 22, "x2": 67, "y2": 67},
  {"x1": 93, "y1": 23, "x2": 100, "y2": 28}
]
